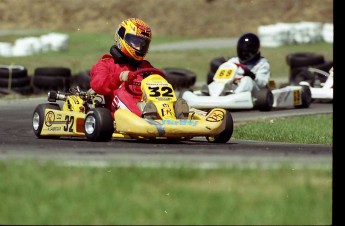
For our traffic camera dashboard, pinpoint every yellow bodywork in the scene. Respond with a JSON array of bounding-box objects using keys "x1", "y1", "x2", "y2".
[
  {"x1": 40, "y1": 109, "x2": 86, "y2": 136},
  {"x1": 114, "y1": 108, "x2": 227, "y2": 139}
]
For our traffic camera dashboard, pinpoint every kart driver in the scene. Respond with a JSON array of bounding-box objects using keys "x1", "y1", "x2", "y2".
[
  {"x1": 221, "y1": 32, "x2": 270, "y2": 93},
  {"x1": 89, "y1": 18, "x2": 156, "y2": 116}
]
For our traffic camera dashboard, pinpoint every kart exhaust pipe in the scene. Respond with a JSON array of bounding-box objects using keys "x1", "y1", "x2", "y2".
[{"x1": 48, "y1": 91, "x2": 66, "y2": 102}]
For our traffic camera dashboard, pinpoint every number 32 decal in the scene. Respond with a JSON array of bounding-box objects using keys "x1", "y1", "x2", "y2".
[
  {"x1": 64, "y1": 115, "x2": 74, "y2": 132},
  {"x1": 148, "y1": 86, "x2": 173, "y2": 97}
]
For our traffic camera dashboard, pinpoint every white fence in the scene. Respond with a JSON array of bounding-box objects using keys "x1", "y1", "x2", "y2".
[
  {"x1": 0, "y1": 32, "x2": 69, "y2": 57},
  {"x1": 258, "y1": 22, "x2": 333, "y2": 47}
]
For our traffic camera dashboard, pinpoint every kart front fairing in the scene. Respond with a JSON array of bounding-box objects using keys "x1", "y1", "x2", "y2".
[
  {"x1": 113, "y1": 73, "x2": 229, "y2": 139},
  {"x1": 114, "y1": 108, "x2": 228, "y2": 139}
]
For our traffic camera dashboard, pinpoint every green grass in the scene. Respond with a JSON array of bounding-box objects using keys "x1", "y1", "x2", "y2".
[
  {"x1": 0, "y1": 161, "x2": 332, "y2": 225},
  {"x1": 233, "y1": 114, "x2": 333, "y2": 145}
]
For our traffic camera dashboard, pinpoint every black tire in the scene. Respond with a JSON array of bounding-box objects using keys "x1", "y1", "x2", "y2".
[
  {"x1": 0, "y1": 65, "x2": 28, "y2": 79},
  {"x1": 254, "y1": 88, "x2": 273, "y2": 111},
  {"x1": 296, "y1": 85, "x2": 312, "y2": 108},
  {"x1": 206, "y1": 110, "x2": 233, "y2": 143},
  {"x1": 84, "y1": 108, "x2": 114, "y2": 142},
  {"x1": 206, "y1": 70, "x2": 214, "y2": 85},
  {"x1": 0, "y1": 76, "x2": 31, "y2": 88},
  {"x1": 32, "y1": 103, "x2": 61, "y2": 138},
  {"x1": 11, "y1": 85, "x2": 33, "y2": 95},
  {"x1": 292, "y1": 68, "x2": 315, "y2": 86},
  {"x1": 210, "y1": 56, "x2": 227, "y2": 73},
  {"x1": 312, "y1": 60, "x2": 333, "y2": 72},
  {"x1": 162, "y1": 67, "x2": 196, "y2": 90},
  {"x1": 34, "y1": 67, "x2": 71, "y2": 77},
  {"x1": 177, "y1": 88, "x2": 193, "y2": 99},
  {"x1": 71, "y1": 70, "x2": 91, "y2": 90},
  {"x1": 286, "y1": 52, "x2": 325, "y2": 68},
  {"x1": 32, "y1": 75, "x2": 70, "y2": 92}
]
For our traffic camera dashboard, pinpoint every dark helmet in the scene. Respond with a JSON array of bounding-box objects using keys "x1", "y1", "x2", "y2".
[{"x1": 237, "y1": 33, "x2": 260, "y2": 64}]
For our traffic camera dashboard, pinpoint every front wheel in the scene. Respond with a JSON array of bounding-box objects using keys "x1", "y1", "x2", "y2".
[
  {"x1": 84, "y1": 108, "x2": 114, "y2": 142},
  {"x1": 206, "y1": 110, "x2": 233, "y2": 143},
  {"x1": 32, "y1": 103, "x2": 61, "y2": 138}
]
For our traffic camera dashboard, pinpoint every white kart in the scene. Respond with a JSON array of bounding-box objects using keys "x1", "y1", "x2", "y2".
[
  {"x1": 181, "y1": 62, "x2": 312, "y2": 111},
  {"x1": 299, "y1": 67, "x2": 333, "y2": 101}
]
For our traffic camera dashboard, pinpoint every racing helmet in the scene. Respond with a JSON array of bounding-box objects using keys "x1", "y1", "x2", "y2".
[
  {"x1": 237, "y1": 33, "x2": 260, "y2": 64},
  {"x1": 114, "y1": 18, "x2": 152, "y2": 61}
]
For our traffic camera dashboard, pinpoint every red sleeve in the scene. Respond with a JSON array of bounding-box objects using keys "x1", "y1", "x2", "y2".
[
  {"x1": 140, "y1": 60, "x2": 154, "y2": 69},
  {"x1": 90, "y1": 54, "x2": 123, "y2": 95}
]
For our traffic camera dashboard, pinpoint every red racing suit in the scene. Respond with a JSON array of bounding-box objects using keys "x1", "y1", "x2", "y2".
[{"x1": 90, "y1": 54, "x2": 154, "y2": 117}]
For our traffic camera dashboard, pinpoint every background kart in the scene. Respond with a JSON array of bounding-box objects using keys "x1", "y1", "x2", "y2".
[
  {"x1": 32, "y1": 68, "x2": 233, "y2": 143},
  {"x1": 296, "y1": 67, "x2": 333, "y2": 101},
  {"x1": 181, "y1": 61, "x2": 312, "y2": 111}
]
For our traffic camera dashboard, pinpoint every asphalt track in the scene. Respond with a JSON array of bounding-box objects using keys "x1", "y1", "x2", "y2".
[{"x1": 0, "y1": 96, "x2": 332, "y2": 168}]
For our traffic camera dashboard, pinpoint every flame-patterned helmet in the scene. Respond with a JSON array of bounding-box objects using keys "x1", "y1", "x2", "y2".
[{"x1": 114, "y1": 18, "x2": 152, "y2": 61}]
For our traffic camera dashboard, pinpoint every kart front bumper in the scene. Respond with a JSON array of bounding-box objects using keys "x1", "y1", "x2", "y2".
[{"x1": 114, "y1": 108, "x2": 228, "y2": 139}]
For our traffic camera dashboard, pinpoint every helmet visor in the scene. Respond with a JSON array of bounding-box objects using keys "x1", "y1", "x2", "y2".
[
  {"x1": 125, "y1": 33, "x2": 150, "y2": 55},
  {"x1": 238, "y1": 48, "x2": 256, "y2": 62}
]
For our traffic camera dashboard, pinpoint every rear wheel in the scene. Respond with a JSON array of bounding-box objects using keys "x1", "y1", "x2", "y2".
[
  {"x1": 254, "y1": 88, "x2": 273, "y2": 111},
  {"x1": 206, "y1": 110, "x2": 233, "y2": 143},
  {"x1": 32, "y1": 103, "x2": 61, "y2": 138},
  {"x1": 296, "y1": 85, "x2": 312, "y2": 108},
  {"x1": 84, "y1": 108, "x2": 114, "y2": 142}
]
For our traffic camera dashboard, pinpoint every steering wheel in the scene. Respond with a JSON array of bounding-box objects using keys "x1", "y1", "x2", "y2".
[{"x1": 125, "y1": 68, "x2": 166, "y2": 96}]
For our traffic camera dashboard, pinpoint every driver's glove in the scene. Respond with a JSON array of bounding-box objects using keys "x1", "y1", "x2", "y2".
[
  {"x1": 120, "y1": 71, "x2": 137, "y2": 84},
  {"x1": 243, "y1": 70, "x2": 256, "y2": 80},
  {"x1": 86, "y1": 88, "x2": 96, "y2": 98}
]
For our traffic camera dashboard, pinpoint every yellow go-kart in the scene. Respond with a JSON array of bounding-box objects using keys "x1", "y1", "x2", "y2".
[{"x1": 32, "y1": 68, "x2": 233, "y2": 143}]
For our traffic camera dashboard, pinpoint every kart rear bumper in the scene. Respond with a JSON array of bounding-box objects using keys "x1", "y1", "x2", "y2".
[{"x1": 310, "y1": 87, "x2": 333, "y2": 99}]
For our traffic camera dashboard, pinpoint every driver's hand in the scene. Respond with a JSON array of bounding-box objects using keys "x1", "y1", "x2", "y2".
[
  {"x1": 86, "y1": 88, "x2": 96, "y2": 97},
  {"x1": 234, "y1": 63, "x2": 256, "y2": 80},
  {"x1": 120, "y1": 71, "x2": 137, "y2": 83}
]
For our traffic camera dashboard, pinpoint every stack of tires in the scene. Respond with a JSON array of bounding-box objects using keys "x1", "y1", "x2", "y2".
[
  {"x1": 162, "y1": 67, "x2": 197, "y2": 90},
  {"x1": 286, "y1": 52, "x2": 333, "y2": 86},
  {"x1": 206, "y1": 56, "x2": 228, "y2": 84},
  {"x1": 0, "y1": 65, "x2": 33, "y2": 95},
  {"x1": 70, "y1": 70, "x2": 91, "y2": 91},
  {"x1": 32, "y1": 67, "x2": 72, "y2": 93}
]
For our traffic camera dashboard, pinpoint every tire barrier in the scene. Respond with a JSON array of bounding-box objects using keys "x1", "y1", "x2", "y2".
[
  {"x1": 70, "y1": 70, "x2": 91, "y2": 90},
  {"x1": 32, "y1": 67, "x2": 71, "y2": 93},
  {"x1": 1, "y1": 65, "x2": 198, "y2": 96},
  {"x1": 0, "y1": 65, "x2": 33, "y2": 95},
  {"x1": 162, "y1": 67, "x2": 197, "y2": 90}
]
